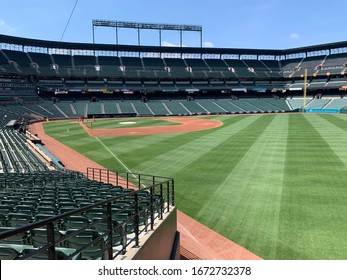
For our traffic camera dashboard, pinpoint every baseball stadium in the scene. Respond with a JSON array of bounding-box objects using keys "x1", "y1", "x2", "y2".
[{"x1": 1, "y1": 14, "x2": 347, "y2": 261}]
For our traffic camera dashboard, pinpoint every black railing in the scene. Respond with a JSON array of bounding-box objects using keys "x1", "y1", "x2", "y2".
[{"x1": 0, "y1": 168, "x2": 174, "y2": 260}]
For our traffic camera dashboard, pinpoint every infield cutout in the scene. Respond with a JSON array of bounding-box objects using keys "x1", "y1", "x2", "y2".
[{"x1": 118, "y1": 121, "x2": 136, "y2": 125}]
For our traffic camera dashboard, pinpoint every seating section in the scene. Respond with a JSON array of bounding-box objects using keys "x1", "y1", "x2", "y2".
[
  {"x1": 305, "y1": 98, "x2": 330, "y2": 108},
  {"x1": 0, "y1": 128, "x2": 48, "y2": 173},
  {"x1": 287, "y1": 98, "x2": 306, "y2": 110},
  {"x1": 325, "y1": 98, "x2": 347, "y2": 109},
  {"x1": 0, "y1": 170, "x2": 163, "y2": 260},
  {"x1": 2, "y1": 47, "x2": 347, "y2": 97},
  {"x1": 319, "y1": 53, "x2": 347, "y2": 75}
]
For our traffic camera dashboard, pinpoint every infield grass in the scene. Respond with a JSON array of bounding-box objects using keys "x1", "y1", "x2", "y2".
[{"x1": 43, "y1": 114, "x2": 347, "y2": 260}]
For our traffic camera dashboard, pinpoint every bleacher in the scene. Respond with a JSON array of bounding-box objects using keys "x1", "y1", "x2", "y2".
[
  {"x1": 103, "y1": 100, "x2": 119, "y2": 115},
  {"x1": 325, "y1": 98, "x2": 347, "y2": 109},
  {"x1": 51, "y1": 54, "x2": 73, "y2": 77},
  {"x1": 0, "y1": 128, "x2": 48, "y2": 173},
  {"x1": 319, "y1": 53, "x2": 347, "y2": 75},
  {"x1": 195, "y1": 99, "x2": 226, "y2": 114},
  {"x1": 162, "y1": 100, "x2": 189, "y2": 115},
  {"x1": 164, "y1": 58, "x2": 191, "y2": 78},
  {"x1": 117, "y1": 101, "x2": 137, "y2": 115},
  {"x1": 88, "y1": 102, "x2": 102, "y2": 116},
  {"x1": 1, "y1": 50, "x2": 35, "y2": 75},
  {"x1": 146, "y1": 101, "x2": 170, "y2": 116},
  {"x1": 55, "y1": 102, "x2": 77, "y2": 117},
  {"x1": 214, "y1": 99, "x2": 244, "y2": 113},
  {"x1": 305, "y1": 98, "x2": 331, "y2": 108},
  {"x1": 73, "y1": 55, "x2": 97, "y2": 77},
  {"x1": 287, "y1": 98, "x2": 307, "y2": 110},
  {"x1": 241, "y1": 59, "x2": 269, "y2": 78},
  {"x1": 295, "y1": 55, "x2": 326, "y2": 77},
  {"x1": 131, "y1": 101, "x2": 153, "y2": 116},
  {"x1": 224, "y1": 59, "x2": 256, "y2": 78},
  {"x1": 281, "y1": 58, "x2": 303, "y2": 77}
]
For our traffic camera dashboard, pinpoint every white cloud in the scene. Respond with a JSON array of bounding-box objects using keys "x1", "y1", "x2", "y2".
[
  {"x1": 289, "y1": 33, "x2": 299, "y2": 39},
  {"x1": 161, "y1": 41, "x2": 178, "y2": 47},
  {"x1": 203, "y1": 41, "x2": 214, "y2": 48},
  {"x1": 0, "y1": 19, "x2": 17, "y2": 33},
  {"x1": 161, "y1": 41, "x2": 214, "y2": 48},
  {"x1": 161, "y1": 41, "x2": 187, "y2": 47}
]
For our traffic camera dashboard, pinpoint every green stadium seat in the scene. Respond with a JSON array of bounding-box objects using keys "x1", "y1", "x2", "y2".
[
  {"x1": 91, "y1": 219, "x2": 123, "y2": 247},
  {"x1": 7, "y1": 213, "x2": 32, "y2": 227},
  {"x1": 29, "y1": 228, "x2": 65, "y2": 248},
  {"x1": 0, "y1": 205, "x2": 13, "y2": 215},
  {"x1": 21, "y1": 247, "x2": 80, "y2": 260},
  {"x1": 64, "y1": 229, "x2": 106, "y2": 260},
  {"x1": 63, "y1": 215, "x2": 90, "y2": 230},
  {"x1": 0, "y1": 227, "x2": 30, "y2": 245},
  {"x1": 0, "y1": 246, "x2": 20, "y2": 259},
  {"x1": 14, "y1": 205, "x2": 34, "y2": 216},
  {"x1": 0, "y1": 214, "x2": 9, "y2": 227}
]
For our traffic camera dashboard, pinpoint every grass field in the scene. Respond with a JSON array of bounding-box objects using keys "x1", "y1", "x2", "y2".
[{"x1": 43, "y1": 114, "x2": 347, "y2": 260}]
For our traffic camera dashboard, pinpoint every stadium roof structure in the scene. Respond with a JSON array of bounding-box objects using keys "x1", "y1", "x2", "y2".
[
  {"x1": 2, "y1": 34, "x2": 347, "y2": 59},
  {"x1": 92, "y1": 19, "x2": 203, "y2": 47}
]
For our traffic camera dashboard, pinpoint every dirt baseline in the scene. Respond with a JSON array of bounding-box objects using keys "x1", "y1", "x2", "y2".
[
  {"x1": 29, "y1": 118, "x2": 261, "y2": 260},
  {"x1": 80, "y1": 117, "x2": 223, "y2": 136}
]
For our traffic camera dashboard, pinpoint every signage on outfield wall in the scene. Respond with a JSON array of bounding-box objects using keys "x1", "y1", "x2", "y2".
[{"x1": 305, "y1": 108, "x2": 340, "y2": 113}]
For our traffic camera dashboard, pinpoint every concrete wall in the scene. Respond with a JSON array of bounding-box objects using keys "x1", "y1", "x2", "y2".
[{"x1": 125, "y1": 207, "x2": 179, "y2": 260}]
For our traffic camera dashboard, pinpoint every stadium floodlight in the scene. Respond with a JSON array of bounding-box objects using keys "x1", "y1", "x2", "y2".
[{"x1": 92, "y1": 19, "x2": 203, "y2": 47}]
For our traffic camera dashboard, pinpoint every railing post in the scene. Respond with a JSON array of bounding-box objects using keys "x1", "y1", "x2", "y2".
[
  {"x1": 138, "y1": 174, "x2": 141, "y2": 190},
  {"x1": 126, "y1": 173, "x2": 129, "y2": 189},
  {"x1": 160, "y1": 183, "x2": 164, "y2": 219},
  {"x1": 150, "y1": 186, "x2": 154, "y2": 230},
  {"x1": 134, "y1": 193, "x2": 139, "y2": 247},
  {"x1": 172, "y1": 179, "x2": 175, "y2": 206},
  {"x1": 106, "y1": 202, "x2": 113, "y2": 260},
  {"x1": 107, "y1": 170, "x2": 109, "y2": 184},
  {"x1": 167, "y1": 181, "x2": 170, "y2": 212},
  {"x1": 99, "y1": 169, "x2": 102, "y2": 182},
  {"x1": 116, "y1": 171, "x2": 119, "y2": 186},
  {"x1": 46, "y1": 222, "x2": 56, "y2": 260}
]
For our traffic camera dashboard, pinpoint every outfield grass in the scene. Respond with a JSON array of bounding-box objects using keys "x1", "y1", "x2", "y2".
[{"x1": 43, "y1": 114, "x2": 347, "y2": 260}]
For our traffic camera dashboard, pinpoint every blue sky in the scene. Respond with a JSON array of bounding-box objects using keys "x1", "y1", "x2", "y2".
[{"x1": 1, "y1": 0, "x2": 347, "y2": 50}]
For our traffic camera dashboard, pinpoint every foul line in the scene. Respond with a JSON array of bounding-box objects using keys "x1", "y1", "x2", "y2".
[
  {"x1": 95, "y1": 136, "x2": 132, "y2": 173},
  {"x1": 95, "y1": 136, "x2": 147, "y2": 188}
]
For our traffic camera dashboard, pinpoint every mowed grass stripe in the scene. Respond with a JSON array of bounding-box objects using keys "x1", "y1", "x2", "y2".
[
  {"x1": 277, "y1": 114, "x2": 347, "y2": 259},
  {"x1": 174, "y1": 114, "x2": 276, "y2": 217},
  {"x1": 98, "y1": 133, "x2": 189, "y2": 158},
  {"x1": 318, "y1": 113, "x2": 347, "y2": 133},
  {"x1": 307, "y1": 114, "x2": 347, "y2": 166},
  {"x1": 193, "y1": 114, "x2": 288, "y2": 259},
  {"x1": 130, "y1": 115, "x2": 263, "y2": 175}
]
